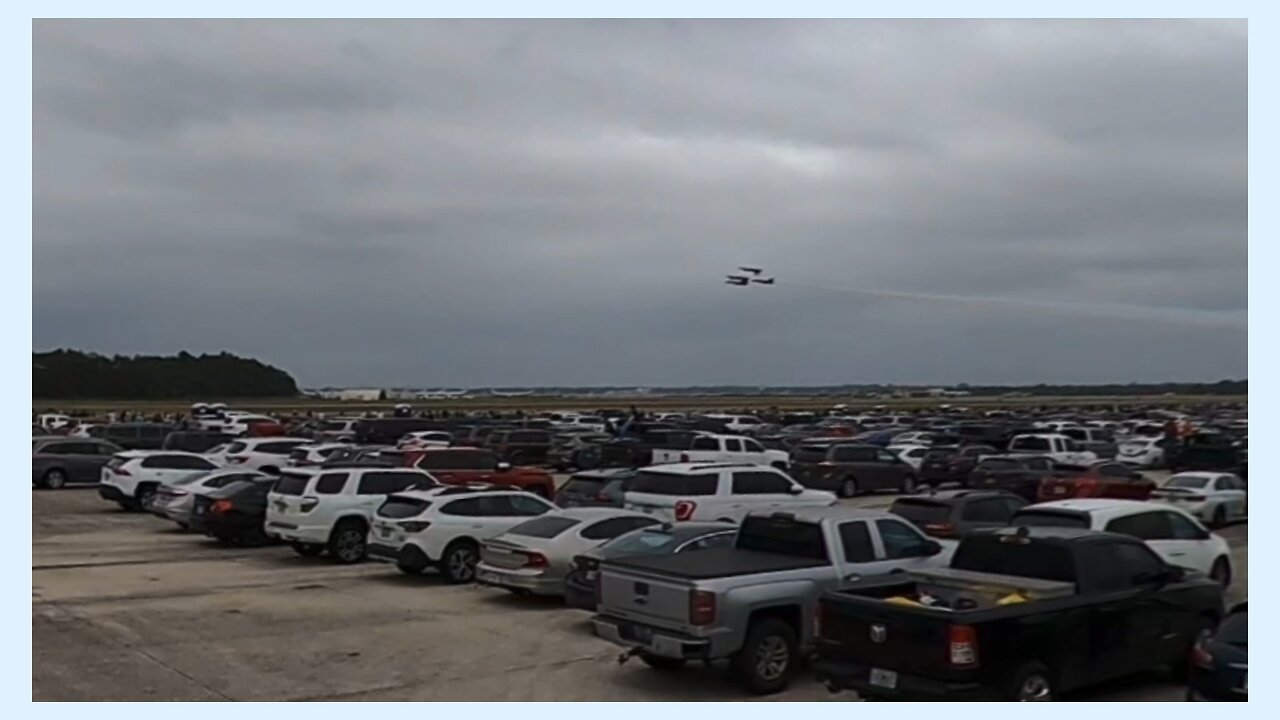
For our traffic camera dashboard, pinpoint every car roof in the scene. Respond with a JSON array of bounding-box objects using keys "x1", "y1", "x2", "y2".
[
  {"x1": 115, "y1": 449, "x2": 208, "y2": 458},
  {"x1": 636, "y1": 462, "x2": 762, "y2": 474},
  {"x1": 236, "y1": 436, "x2": 311, "y2": 444},
  {"x1": 979, "y1": 526, "x2": 1131, "y2": 544},
  {"x1": 391, "y1": 486, "x2": 530, "y2": 501},
  {"x1": 547, "y1": 507, "x2": 651, "y2": 521},
  {"x1": 570, "y1": 468, "x2": 635, "y2": 479},
  {"x1": 1022, "y1": 498, "x2": 1180, "y2": 519},
  {"x1": 1167, "y1": 471, "x2": 1228, "y2": 480},
  {"x1": 746, "y1": 506, "x2": 896, "y2": 523}
]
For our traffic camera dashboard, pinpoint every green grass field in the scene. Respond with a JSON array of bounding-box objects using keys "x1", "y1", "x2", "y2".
[{"x1": 34, "y1": 393, "x2": 1247, "y2": 416}]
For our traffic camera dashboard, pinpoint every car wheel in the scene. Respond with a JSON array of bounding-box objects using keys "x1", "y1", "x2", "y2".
[
  {"x1": 838, "y1": 477, "x2": 858, "y2": 499},
  {"x1": 135, "y1": 485, "x2": 158, "y2": 512},
  {"x1": 1209, "y1": 557, "x2": 1231, "y2": 588},
  {"x1": 441, "y1": 540, "x2": 479, "y2": 584},
  {"x1": 1172, "y1": 621, "x2": 1216, "y2": 683},
  {"x1": 639, "y1": 653, "x2": 686, "y2": 671},
  {"x1": 733, "y1": 617, "x2": 798, "y2": 695},
  {"x1": 1211, "y1": 505, "x2": 1227, "y2": 528},
  {"x1": 1007, "y1": 662, "x2": 1054, "y2": 701},
  {"x1": 901, "y1": 474, "x2": 917, "y2": 494},
  {"x1": 327, "y1": 522, "x2": 367, "y2": 564},
  {"x1": 291, "y1": 542, "x2": 324, "y2": 558},
  {"x1": 41, "y1": 468, "x2": 68, "y2": 489}
]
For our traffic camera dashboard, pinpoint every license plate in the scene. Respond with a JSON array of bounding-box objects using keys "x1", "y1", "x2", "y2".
[
  {"x1": 869, "y1": 668, "x2": 898, "y2": 689},
  {"x1": 378, "y1": 525, "x2": 393, "y2": 538},
  {"x1": 623, "y1": 624, "x2": 653, "y2": 642}
]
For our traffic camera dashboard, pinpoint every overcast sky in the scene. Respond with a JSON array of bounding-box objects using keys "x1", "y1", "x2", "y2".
[{"x1": 33, "y1": 20, "x2": 1247, "y2": 387}]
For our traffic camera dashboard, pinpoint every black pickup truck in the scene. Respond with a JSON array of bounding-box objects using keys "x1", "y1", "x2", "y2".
[{"x1": 812, "y1": 527, "x2": 1224, "y2": 701}]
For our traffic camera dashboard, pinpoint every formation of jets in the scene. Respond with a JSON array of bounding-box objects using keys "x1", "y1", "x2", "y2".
[{"x1": 725, "y1": 266, "x2": 775, "y2": 286}]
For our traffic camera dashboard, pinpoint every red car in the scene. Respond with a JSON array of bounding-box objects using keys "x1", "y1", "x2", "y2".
[
  {"x1": 1037, "y1": 461, "x2": 1155, "y2": 502},
  {"x1": 399, "y1": 447, "x2": 557, "y2": 499}
]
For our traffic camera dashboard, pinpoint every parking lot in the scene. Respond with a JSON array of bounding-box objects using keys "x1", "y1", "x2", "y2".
[{"x1": 33, "y1": 476, "x2": 1247, "y2": 702}]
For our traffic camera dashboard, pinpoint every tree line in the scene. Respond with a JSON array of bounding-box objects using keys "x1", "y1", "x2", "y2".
[{"x1": 33, "y1": 350, "x2": 300, "y2": 399}]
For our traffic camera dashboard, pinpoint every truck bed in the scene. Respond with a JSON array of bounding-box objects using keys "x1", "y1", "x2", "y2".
[{"x1": 605, "y1": 547, "x2": 827, "y2": 580}]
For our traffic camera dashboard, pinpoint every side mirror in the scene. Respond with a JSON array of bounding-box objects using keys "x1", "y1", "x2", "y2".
[
  {"x1": 788, "y1": 485, "x2": 804, "y2": 495},
  {"x1": 923, "y1": 540, "x2": 943, "y2": 557},
  {"x1": 496, "y1": 462, "x2": 511, "y2": 472}
]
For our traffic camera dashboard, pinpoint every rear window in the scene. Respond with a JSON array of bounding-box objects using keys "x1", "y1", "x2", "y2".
[
  {"x1": 736, "y1": 516, "x2": 828, "y2": 561},
  {"x1": 601, "y1": 528, "x2": 681, "y2": 556},
  {"x1": 1011, "y1": 510, "x2": 1091, "y2": 529},
  {"x1": 629, "y1": 471, "x2": 717, "y2": 496},
  {"x1": 507, "y1": 516, "x2": 581, "y2": 538},
  {"x1": 950, "y1": 536, "x2": 1077, "y2": 583},
  {"x1": 1165, "y1": 475, "x2": 1209, "y2": 490},
  {"x1": 890, "y1": 499, "x2": 952, "y2": 526},
  {"x1": 226, "y1": 442, "x2": 249, "y2": 454},
  {"x1": 791, "y1": 445, "x2": 830, "y2": 463},
  {"x1": 378, "y1": 497, "x2": 432, "y2": 519},
  {"x1": 561, "y1": 476, "x2": 607, "y2": 495},
  {"x1": 274, "y1": 473, "x2": 312, "y2": 496}
]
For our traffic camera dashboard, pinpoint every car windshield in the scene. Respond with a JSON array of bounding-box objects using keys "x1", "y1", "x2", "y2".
[
  {"x1": 561, "y1": 477, "x2": 607, "y2": 495},
  {"x1": 1165, "y1": 476, "x2": 1209, "y2": 490},
  {"x1": 507, "y1": 516, "x2": 581, "y2": 539},
  {"x1": 791, "y1": 445, "x2": 830, "y2": 463},
  {"x1": 890, "y1": 499, "x2": 952, "y2": 525},
  {"x1": 601, "y1": 529, "x2": 682, "y2": 556},
  {"x1": 378, "y1": 497, "x2": 432, "y2": 519},
  {"x1": 273, "y1": 473, "x2": 311, "y2": 496},
  {"x1": 1010, "y1": 510, "x2": 1091, "y2": 529}
]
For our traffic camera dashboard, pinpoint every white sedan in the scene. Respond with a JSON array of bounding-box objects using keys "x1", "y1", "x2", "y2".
[
  {"x1": 887, "y1": 443, "x2": 930, "y2": 470},
  {"x1": 1116, "y1": 436, "x2": 1170, "y2": 468},
  {"x1": 1152, "y1": 472, "x2": 1247, "y2": 528},
  {"x1": 1011, "y1": 498, "x2": 1234, "y2": 587}
]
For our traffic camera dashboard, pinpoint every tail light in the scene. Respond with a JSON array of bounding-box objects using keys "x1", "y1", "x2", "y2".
[
  {"x1": 1190, "y1": 636, "x2": 1214, "y2": 669},
  {"x1": 300, "y1": 496, "x2": 320, "y2": 512},
  {"x1": 1076, "y1": 479, "x2": 1101, "y2": 497},
  {"x1": 674, "y1": 500, "x2": 697, "y2": 521},
  {"x1": 689, "y1": 590, "x2": 716, "y2": 626},
  {"x1": 680, "y1": 453, "x2": 690, "y2": 462},
  {"x1": 924, "y1": 523, "x2": 957, "y2": 538},
  {"x1": 521, "y1": 551, "x2": 549, "y2": 568},
  {"x1": 211, "y1": 499, "x2": 234, "y2": 515},
  {"x1": 948, "y1": 624, "x2": 979, "y2": 667},
  {"x1": 399, "y1": 521, "x2": 431, "y2": 533}
]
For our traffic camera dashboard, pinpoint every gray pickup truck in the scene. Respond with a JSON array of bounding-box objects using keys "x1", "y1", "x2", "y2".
[{"x1": 591, "y1": 506, "x2": 949, "y2": 694}]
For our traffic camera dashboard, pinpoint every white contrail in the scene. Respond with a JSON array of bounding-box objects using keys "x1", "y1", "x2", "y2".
[{"x1": 777, "y1": 281, "x2": 1246, "y2": 329}]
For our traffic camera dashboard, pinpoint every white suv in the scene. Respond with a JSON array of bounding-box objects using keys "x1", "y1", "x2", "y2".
[
  {"x1": 265, "y1": 467, "x2": 438, "y2": 563},
  {"x1": 99, "y1": 451, "x2": 221, "y2": 511},
  {"x1": 368, "y1": 487, "x2": 557, "y2": 582},
  {"x1": 210, "y1": 437, "x2": 312, "y2": 473},
  {"x1": 623, "y1": 463, "x2": 836, "y2": 523}
]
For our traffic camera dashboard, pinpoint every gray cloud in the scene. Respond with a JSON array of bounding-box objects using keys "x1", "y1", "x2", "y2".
[{"x1": 33, "y1": 20, "x2": 1247, "y2": 387}]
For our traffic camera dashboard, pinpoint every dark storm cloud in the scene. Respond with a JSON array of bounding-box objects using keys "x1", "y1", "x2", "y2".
[{"x1": 33, "y1": 20, "x2": 1247, "y2": 386}]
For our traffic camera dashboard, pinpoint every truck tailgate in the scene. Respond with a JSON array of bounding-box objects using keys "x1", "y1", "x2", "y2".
[
  {"x1": 598, "y1": 566, "x2": 695, "y2": 632},
  {"x1": 818, "y1": 594, "x2": 955, "y2": 679}
]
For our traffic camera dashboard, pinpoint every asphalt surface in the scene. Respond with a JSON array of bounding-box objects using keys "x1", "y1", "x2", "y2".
[{"x1": 33, "y1": 478, "x2": 1246, "y2": 701}]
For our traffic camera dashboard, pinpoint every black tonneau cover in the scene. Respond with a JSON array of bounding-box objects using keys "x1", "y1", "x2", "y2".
[{"x1": 605, "y1": 547, "x2": 826, "y2": 580}]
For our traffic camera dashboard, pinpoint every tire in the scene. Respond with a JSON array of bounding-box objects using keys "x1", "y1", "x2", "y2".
[
  {"x1": 41, "y1": 468, "x2": 68, "y2": 489},
  {"x1": 838, "y1": 477, "x2": 858, "y2": 499},
  {"x1": 441, "y1": 540, "x2": 479, "y2": 584},
  {"x1": 1006, "y1": 662, "x2": 1054, "y2": 701},
  {"x1": 1209, "y1": 557, "x2": 1232, "y2": 588},
  {"x1": 732, "y1": 617, "x2": 799, "y2": 695},
  {"x1": 901, "y1": 474, "x2": 917, "y2": 494},
  {"x1": 327, "y1": 521, "x2": 367, "y2": 564},
  {"x1": 291, "y1": 542, "x2": 324, "y2": 558},
  {"x1": 639, "y1": 653, "x2": 686, "y2": 671},
  {"x1": 1211, "y1": 505, "x2": 1227, "y2": 529},
  {"x1": 1171, "y1": 620, "x2": 1216, "y2": 683},
  {"x1": 135, "y1": 484, "x2": 158, "y2": 512}
]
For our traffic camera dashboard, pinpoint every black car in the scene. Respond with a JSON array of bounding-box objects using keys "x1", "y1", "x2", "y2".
[
  {"x1": 547, "y1": 432, "x2": 612, "y2": 470},
  {"x1": 919, "y1": 445, "x2": 998, "y2": 487},
  {"x1": 352, "y1": 418, "x2": 448, "y2": 445},
  {"x1": 790, "y1": 442, "x2": 918, "y2": 496},
  {"x1": 564, "y1": 521, "x2": 736, "y2": 610},
  {"x1": 554, "y1": 469, "x2": 635, "y2": 508},
  {"x1": 189, "y1": 476, "x2": 279, "y2": 546},
  {"x1": 86, "y1": 422, "x2": 174, "y2": 449},
  {"x1": 967, "y1": 454, "x2": 1062, "y2": 501},
  {"x1": 32, "y1": 438, "x2": 122, "y2": 488},
  {"x1": 162, "y1": 430, "x2": 234, "y2": 454},
  {"x1": 1187, "y1": 602, "x2": 1247, "y2": 701},
  {"x1": 888, "y1": 490, "x2": 1027, "y2": 539}
]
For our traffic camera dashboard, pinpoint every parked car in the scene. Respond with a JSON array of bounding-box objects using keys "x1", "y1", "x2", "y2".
[
  {"x1": 98, "y1": 450, "x2": 221, "y2": 510},
  {"x1": 1169, "y1": 432, "x2": 1246, "y2": 475},
  {"x1": 886, "y1": 444, "x2": 929, "y2": 471},
  {"x1": 410, "y1": 447, "x2": 557, "y2": 498},
  {"x1": 287, "y1": 442, "x2": 356, "y2": 468},
  {"x1": 162, "y1": 430, "x2": 234, "y2": 454},
  {"x1": 789, "y1": 442, "x2": 919, "y2": 497},
  {"x1": 592, "y1": 507, "x2": 947, "y2": 694},
  {"x1": 265, "y1": 466, "x2": 439, "y2": 563},
  {"x1": 367, "y1": 486, "x2": 558, "y2": 582},
  {"x1": 151, "y1": 469, "x2": 271, "y2": 528},
  {"x1": 86, "y1": 422, "x2": 174, "y2": 450},
  {"x1": 1059, "y1": 427, "x2": 1119, "y2": 459},
  {"x1": 1036, "y1": 461, "x2": 1156, "y2": 501},
  {"x1": 581, "y1": 428, "x2": 703, "y2": 469},
  {"x1": 211, "y1": 437, "x2": 313, "y2": 473},
  {"x1": 623, "y1": 463, "x2": 836, "y2": 523},
  {"x1": 919, "y1": 445, "x2": 998, "y2": 487},
  {"x1": 554, "y1": 468, "x2": 635, "y2": 508},
  {"x1": 546, "y1": 432, "x2": 612, "y2": 470},
  {"x1": 397, "y1": 430, "x2": 452, "y2": 449},
  {"x1": 1117, "y1": 436, "x2": 1170, "y2": 468},
  {"x1": 352, "y1": 418, "x2": 448, "y2": 446},
  {"x1": 32, "y1": 438, "x2": 121, "y2": 488},
  {"x1": 1151, "y1": 472, "x2": 1247, "y2": 528},
  {"x1": 966, "y1": 454, "x2": 1062, "y2": 501},
  {"x1": 889, "y1": 490, "x2": 1027, "y2": 539},
  {"x1": 651, "y1": 433, "x2": 791, "y2": 470},
  {"x1": 309, "y1": 418, "x2": 362, "y2": 442},
  {"x1": 485, "y1": 428, "x2": 553, "y2": 465},
  {"x1": 476, "y1": 509, "x2": 662, "y2": 596},
  {"x1": 1011, "y1": 499, "x2": 1233, "y2": 586},
  {"x1": 1187, "y1": 602, "x2": 1247, "y2": 701},
  {"x1": 563, "y1": 521, "x2": 736, "y2": 610},
  {"x1": 188, "y1": 475, "x2": 280, "y2": 546},
  {"x1": 812, "y1": 526, "x2": 1225, "y2": 701},
  {"x1": 1006, "y1": 434, "x2": 1098, "y2": 466}
]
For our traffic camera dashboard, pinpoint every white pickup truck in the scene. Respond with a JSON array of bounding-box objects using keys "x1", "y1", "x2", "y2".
[
  {"x1": 651, "y1": 433, "x2": 789, "y2": 470},
  {"x1": 1006, "y1": 433, "x2": 1098, "y2": 466}
]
